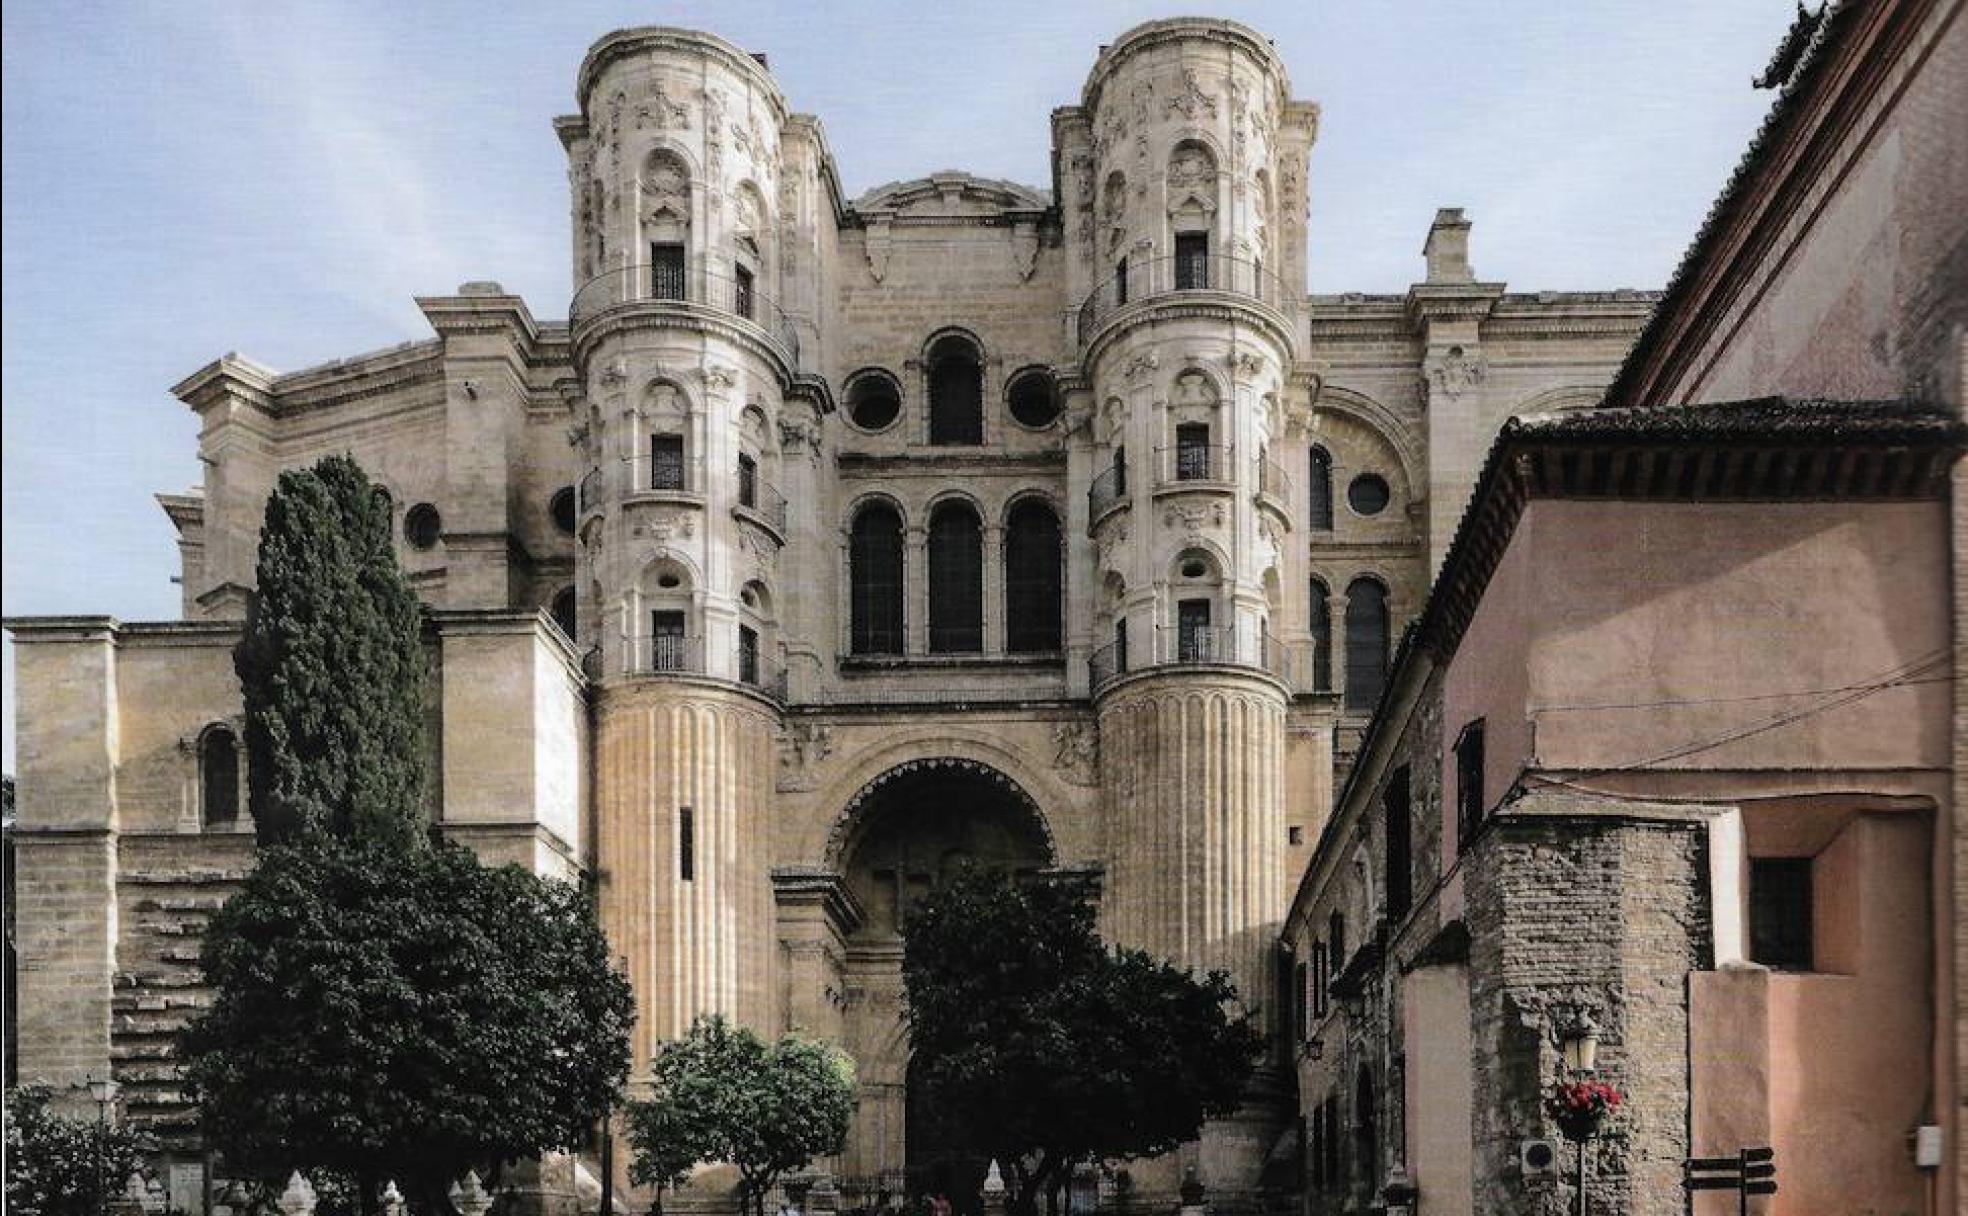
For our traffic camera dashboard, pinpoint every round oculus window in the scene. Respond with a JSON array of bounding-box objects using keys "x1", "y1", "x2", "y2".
[
  {"x1": 405, "y1": 503, "x2": 443, "y2": 550},
  {"x1": 1007, "y1": 369, "x2": 1060, "y2": 428},
  {"x1": 1347, "y1": 473, "x2": 1391, "y2": 517},
  {"x1": 846, "y1": 372, "x2": 901, "y2": 431}
]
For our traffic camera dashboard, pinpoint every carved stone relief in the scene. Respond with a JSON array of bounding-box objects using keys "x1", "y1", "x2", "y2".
[{"x1": 1051, "y1": 721, "x2": 1101, "y2": 787}]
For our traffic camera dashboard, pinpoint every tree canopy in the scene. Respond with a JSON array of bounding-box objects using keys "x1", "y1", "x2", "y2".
[
  {"x1": 627, "y1": 1015, "x2": 856, "y2": 1216},
  {"x1": 183, "y1": 455, "x2": 634, "y2": 1213},
  {"x1": 234, "y1": 454, "x2": 428, "y2": 847},
  {"x1": 183, "y1": 835, "x2": 633, "y2": 1210},
  {"x1": 4, "y1": 1087, "x2": 152, "y2": 1216},
  {"x1": 901, "y1": 868, "x2": 1262, "y2": 1216}
]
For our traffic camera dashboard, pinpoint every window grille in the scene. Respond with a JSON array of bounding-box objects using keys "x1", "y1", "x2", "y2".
[
  {"x1": 651, "y1": 434, "x2": 686, "y2": 491},
  {"x1": 1004, "y1": 502, "x2": 1062, "y2": 653},
  {"x1": 850, "y1": 505, "x2": 904, "y2": 654},
  {"x1": 1344, "y1": 578, "x2": 1388, "y2": 711},
  {"x1": 733, "y1": 263, "x2": 755, "y2": 320},
  {"x1": 650, "y1": 243, "x2": 686, "y2": 300},
  {"x1": 1175, "y1": 423, "x2": 1212, "y2": 481},
  {"x1": 651, "y1": 610, "x2": 688, "y2": 671},
  {"x1": 1175, "y1": 232, "x2": 1209, "y2": 290},
  {"x1": 1177, "y1": 598, "x2": 1212, "y2": 662},
  {"x1": 928, "y1": 504, "x2": 983, "y2": 653}
]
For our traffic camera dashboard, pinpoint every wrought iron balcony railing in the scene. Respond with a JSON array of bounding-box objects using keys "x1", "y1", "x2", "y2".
[
  {"x1": 1088, "y1": 462, "x2": 1130, "y2": 519},
  {"x1": 570, "y1": 263, "x2": 802, "y2": 369},
  {"x1": 735, "y1": 644, "x2": 788, "y2": 701},
  {"x1": 1156, "y1": 443, "x2": 1234, "y2": 485},
  {"x1": 1256, "y1": 454, "x2": 1294, "y2": 506},
  {"x1": 1090, "y1": 626, "x2": 1298, "y2": 694},
  {"x1": 1077, "y1": 253, "x2": 1289, "y2": 346},
  {"x1": 626, "y1": 633, "x2": 707, "y2": 677},
  {"x1": 734, "y1": 465, "x2": 789, "y2": 534}
]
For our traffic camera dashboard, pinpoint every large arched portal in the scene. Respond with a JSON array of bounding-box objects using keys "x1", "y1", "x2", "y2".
[{"x1": 832, "y1": 758, "x2": 1054, "y2": 1209}]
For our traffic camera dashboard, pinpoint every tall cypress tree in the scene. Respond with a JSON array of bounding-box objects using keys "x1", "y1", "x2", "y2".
[{"x1": 234, "y1": 455, "x2": 427, "y2": 847}]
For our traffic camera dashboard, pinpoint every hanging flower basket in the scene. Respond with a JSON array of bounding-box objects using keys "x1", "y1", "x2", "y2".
[{"x1": 1546, "y1": 1078, "x2": 1623, "y2": 1142}]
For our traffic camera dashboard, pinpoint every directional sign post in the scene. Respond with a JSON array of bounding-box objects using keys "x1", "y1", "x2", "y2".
[{"x1": 1682, "y1": 1147, "x2": 1776, "y2": 1214}]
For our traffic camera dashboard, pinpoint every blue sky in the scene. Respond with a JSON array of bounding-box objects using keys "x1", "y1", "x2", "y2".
[{"x1": 1, "y1": 1, "x2": 1793, "y2": 766}]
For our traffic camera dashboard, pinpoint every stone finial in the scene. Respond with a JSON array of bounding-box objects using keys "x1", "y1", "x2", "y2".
[
  {"x1": 380, "y1": 1181, "x2": 406, "y2": 1216},
  {"x1": 982, "y1": 1161, "x2": 1005, "y2": 1197},
  {"x1": 450, "y1": 1172, "x2": 493, "y2": 1216},
  {"x1": 1422, "y1": 207, "x2": 1474, "y2": 284},
  {"x1": 276, "y1": 1173, "x2": 318, "y2": 1216}
]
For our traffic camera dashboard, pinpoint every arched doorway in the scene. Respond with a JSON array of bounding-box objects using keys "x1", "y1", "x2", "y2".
[{"x1": 833, "y1": 759, "x2": 1053, "y2": 1211}]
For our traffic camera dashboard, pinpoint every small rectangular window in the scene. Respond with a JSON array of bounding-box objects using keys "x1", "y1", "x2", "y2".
[
  {"x1": 1177, "y1": 598, "x2": 1212, "y2": 662},
  {"x1": 1113, "y1": 256, "x2": 1129, "y2": 306},
  {"x1": 1113, "y1": 446, "x2": 1128, "y2": 496},
  {"x1": 651, "y1": 610, "x2": 687, "y2": 672},
  {"x1": 1175, "y1": 422, "x2": 1212, "y2": 481},
  {"x1": 737, "y1": 453, "x2": 758, "y2": 508},
  {"x1": 651, "y1": 242, "x2": 686, "y2": 300},
  {"x1": 1455, "y1": 720, "x2": 1486, "y2": 851},
  {"x1": 651, "y1": 434, "x2": 686, "y2": 491},
  {"x1": 1312, "y1": 939, "x2": 1329, "y2": 1019},
  {"x1": 1113, "y1": 618, "x2": 1129, "y2": 673},
  {"x1": 1749, "y1": 857, "x2": 1813, "y2": 970},
  {"x1": 738, "y1": 624, "x2": 760, "y2": 687},
  {"x1": 1289, "y1": 825, "x2": 1305, "y2": 847},
  {"x1": 678, "y1": 806, "x2": 696, "y2": 882},
  {"x1": 733, "y1": 263, "x2": 755, "y2": 320},
  {"x1": 1175, "y1": 232, "x2": 1209, "y2": 290},
  {"x1": 1384, "y1": 766, "x2": 1413, "y2": 919}
]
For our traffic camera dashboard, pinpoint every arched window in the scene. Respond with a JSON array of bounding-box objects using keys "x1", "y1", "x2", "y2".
[
  {"x1": 550, "y1": 586, "x2": 577, "y2": 639},
  {"x1": 199, "y1": 726, "x2": 239, "y2": 827},
  {"x1": 1309, "y1": 577, "x2": 1332, "y2": 691},
  {"x1": 928, "y1": 501, "x2": 983, "y2": 653},
  {"x1": 927, "y1": 334, "x2": 984, "y2": 446},
  {"x1": 850, "y1": 503, "x2": 905, "y2": 655},
  {"x1": 1308, "y1": 447, "x2": 1333, "y2": 530},
  {"x1": 1004, "y1": 500, "x2": 1062, "y2": 653},
  {"x1": 1344, "y1": 577, "x2": 1389, "y2": 712}
]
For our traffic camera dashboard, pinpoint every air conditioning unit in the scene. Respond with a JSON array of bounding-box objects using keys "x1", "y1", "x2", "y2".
[{"x1": 1520, "y1": 1139, "x2": 1561, "y2": 1179}]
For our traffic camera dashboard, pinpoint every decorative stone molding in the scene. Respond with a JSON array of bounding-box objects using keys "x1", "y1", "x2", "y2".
[
  {"x1": 633, "y1": 79, "x2": 691, "y2": 131},
  {"x1": 777, "y1": 721, "x2": 835, "y2": 791},
  {"x1": 1162, "y1": 501, "x2": 1227, "y2": 536},
  {"x1": 1122, "y1": 350, "x2": 1160, "y2": 381},
  {"x1": 1165, "y1": 67, "x2": 1216, "y2": 119},
  {"x1": 1050, "y1": 720, "x2": 1101, "y2": 787},
  {"x1": 1426, "y1": 348, "x2": 1486, "y2": 403}
]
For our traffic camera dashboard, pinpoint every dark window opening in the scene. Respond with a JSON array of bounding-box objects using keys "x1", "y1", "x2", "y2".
[
  {"x1": 550, "y1": 486, "x2": 578, "y2": 535},
  {"x1": 651, "y1": 610, "x2": 688, "y2": 671},
  {"x1": 1348, "y1": 472, "x2": 1391, "y2": 516},
  {"x1": 405, "y1": 503, "x2": 442, "y2": 551},
  {"x1": 651, "y1": 434, "x2": 686, "y2": 491},
  {"x1": 1175, "y1": 231, "x2": 1209, "y2": 290},
  {"x1": 1177, "y1": 598, "x2": 1212, "y2": 662},
  {"x1": 1005, "y1": 501, "x2": 1063, "y2": 653},
  {"x1": 1385, "y1": 766, "x2": 1413, "y2": 919},
  {"x1": 1309, "y1": 578, "x2": 1332, "y2": 692},
  {"x1": 1329, "y1": 910, "x2": 1347, "y2": 976},
  {"x1": 1308, "y1": 447, "x2": 1334, "y2": 530},
  {"x1": 928, "y1": 336, "x2": 984, "y2": 446},
  {"x1": 679, "y1": 806, "x2": 695, "y2": 882},
  {"x1": 1455, "y1": 720, "x2": 1487, "y2": 850},
  {"x1": 1114, "y1": 618, "x2": 1129, "y2": 673},
  {"x1": 1114, "y1": 256, "x2": 1129, "y2": 307},
  {"x1": 846, "y1": 371, "x2": 902, "y2": 431},
  {"x1": 1312, "y1": 939, "x2": 1329, "y2": 1019},
  {"x1": 928, "y1": 503, "x2": 984, "y2": 653},
  {"x1": 850, "y1": 505, "x2": 905, "y2": 655},
  {"x1": 1007, "y1": 369, "x2": 1061, "y2": 428},
  {"x1": 738, "y1": 624, "x2": 760, "y2": 686},
  {"x1": 1344, "y1": 578, "x2": 1388, "y2": 712},
  {"x1": 1113, "y1": 446, "x2": 1128, "y2": 496},
  {"x1": 650, "y1": 242, "x2": 686, "y2": 300},
  {"x1": 1749, "y1": 856, "x2": 1813, "y2": 970},
  {"x1": 1354, "y1": 1068, "x2": 1376, "y2": 1186},
  {"x1": 1176, "y1": 422, "x2": 1212, "y2": 481},
  {"x1": 733, "y1": 262, "x2": 755, "y2": 320},
  {"x1": 737, "y1": 453, "x2": 758, "y2": 509},
  {"x1": 200, "y1": 727, "x2": 239, "y2": 827},
  {"x1": 550, "y1": 587, "x2": 577, "y2": 640}
]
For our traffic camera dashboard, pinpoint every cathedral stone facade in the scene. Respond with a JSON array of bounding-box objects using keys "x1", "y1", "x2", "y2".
[{"x1": 6, "y1": 18, "x2": 1656, "y2": 1213}]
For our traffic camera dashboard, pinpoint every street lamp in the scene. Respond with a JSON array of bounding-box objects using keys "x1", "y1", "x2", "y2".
[
  {"x1": 1557, "y1": 1009, "x2": 1599, "y2": 1076},
  {"x1": 87, "y1": 1078, "x2": 121, "y2": 1216}
]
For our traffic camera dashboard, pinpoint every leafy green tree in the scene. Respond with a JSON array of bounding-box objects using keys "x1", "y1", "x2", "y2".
[
  {"x1": 902, "y1": 868, "x2": 1262, "y2": 1216},
  {"x1": 234, "y1": 455, "x2": 428, "y2": 847},
  {"x1": 4, "y1": 1087, "x2": 151, "y2": 1216},
  {"x1": 626, "y1": 1016, "x2": 856, "y2": 1216},
  {"x1": 182, "y1": 835, "x2": 634, "y2": 1213}
]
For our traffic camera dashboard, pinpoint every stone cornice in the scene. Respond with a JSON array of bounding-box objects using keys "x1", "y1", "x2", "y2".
[
  {"x1": 769, "y1": 866, "x2": 867, "y2": 937},
  {"x1": 416, "y1": 289, "x2": 542, "y2": 347},
  {"x1": 576, "y1": 26, "x2": 786, "y2": 120},
  {"x1": 171, "y1": 353, "x2": 278, "y2": 415},
  {"x1": 1082, "y1": 294, "x2": 1296, "y2": 369},
  {"x1": 835, "y1": 450, "x2": 1066, "y2": 475},
  {"x1": 1403, "y1": 281, "x2": 1506, "y2": 329},
  {"x1": 569, "y1": 302, "x2": 801, "y2": 387},
  {"x1": 1082, "y1": 17, "x2": 1292, "y2": 113}
]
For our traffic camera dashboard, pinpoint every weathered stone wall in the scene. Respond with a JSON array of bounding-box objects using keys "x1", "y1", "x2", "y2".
[{"x1": 1464, "y1": 810, "x2": 1708, "y2": 1216}]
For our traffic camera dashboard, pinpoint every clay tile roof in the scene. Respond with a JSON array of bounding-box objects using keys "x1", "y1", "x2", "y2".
[{"x1": 1511, "y1": 396, "x2": 1967, "y2": 444}]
